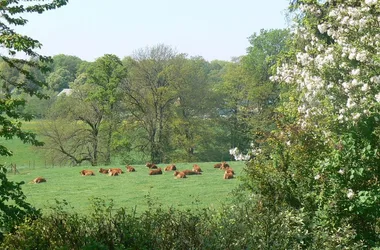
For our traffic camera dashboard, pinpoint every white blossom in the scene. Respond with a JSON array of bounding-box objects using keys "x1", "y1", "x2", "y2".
[
  {"x1": 365, "y1": 0, "x2": 377, "y2": 6},
  {"x1": 361, "y1": 84, "x2": 369, "y2": 92},
  {"x1": 347, "y1": 189, "x2": 355, "y2": 199},
  {"x1": 271, "y1": 1, "x2": 380, "y2": 126},
  {"x1": 318, "y1": 23, "x2": 328, "y2": 34},
  {"x1": 375, "y1": 93, "x2": 380, "y2": 103}
]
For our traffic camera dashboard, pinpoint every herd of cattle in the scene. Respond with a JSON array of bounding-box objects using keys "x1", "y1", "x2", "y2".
[{"x1": 31, "y1": 161, "x2": 235, "y2": 184}]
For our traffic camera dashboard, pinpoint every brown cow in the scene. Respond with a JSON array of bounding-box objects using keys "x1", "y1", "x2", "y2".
[
  {"x1": 149, "y1": 167, "x2": 162, "y2": 175},
  {"x1": 108, "y1": 168, "x2": 123, "y2": 174},
  {"x1": 108, "y1": 169, "x2": 119, "y2": 176},
  {"x1": 214, "y1": 163, "x2": 222, "y2": 168},
  {"x1": 173, "y1": 171, "x2": 187, "y2": 178},
  {"x1": 126, "y1": 165, "x2": 136, "y2": 172},
  {"x1": 192, "y1": 164, "x2": 203, "y2": 173},
  {"x1": 224, "y1": 171, "x2": 234, "y2": 179},
  {"x1": 181, "y1": 169, "x2": 202, "y2": 175},
  {"x1": 164, "y1": 164, "x2": 177, "y2": 171},
  {"x1": 224, "y1": 167, "x2": 235, "y2": 175},
  {"x1": 32, "y1": 177, "x2": 46, "y2": 184},
  {"x1": 80, "y1": 170, "x2": 95, "y2": 176},
  {"x1": 99, "y1": 168, "x2": 109, "y2": 174},
  {"x1": 146, "y1": 162, "x2": 158, "y2": 169},
  {"x1": 220, "y1": 161, "x2": 230, "y2": 170}
]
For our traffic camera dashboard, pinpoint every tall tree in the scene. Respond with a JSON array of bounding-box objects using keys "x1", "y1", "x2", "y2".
[
  {"x1": 41, "y1": 54, "x2": 126, "y2": 166},
  {"x1": 0, "y1": 0, "x2": 69, "y2": 239},
  {"x1": 167, "y1": 56, "x2": 222, "y2": 161},
  {"x1": 121, "y1": 45, "x2": 179, "y2": 163},
  {"x1": 85, "y1": 54, "x2": 126, "y2": 165},
  {"x1": 218, "y1": 29, "x2": 291, "y2": 155}
]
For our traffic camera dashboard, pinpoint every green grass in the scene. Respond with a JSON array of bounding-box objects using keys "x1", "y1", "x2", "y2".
[
  {"x1": 6, "y1": 162, "x2": 246, "y2": 215},
  {"x1": 2, "y1": 121, "x2": 247, "y2": 214},
  {"x1": 0, "y1": 120, "x2": 47, "y2": 167}
]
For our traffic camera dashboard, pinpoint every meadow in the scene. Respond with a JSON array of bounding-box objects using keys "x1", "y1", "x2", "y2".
[
  {"x1": 1, "y1": 122, "x2": 246, "y2": 214},
  {"x1": 6, "y1": 162, "x2": 245, "y2": 214}
]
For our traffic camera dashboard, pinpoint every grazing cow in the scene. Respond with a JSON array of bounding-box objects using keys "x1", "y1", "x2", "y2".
[
  {"x1": 164, "y1": 164, "x2": 177, "y2": 171},
  {"x1": 108, "y1": 169, "x2": 119, "y2": 176},
  {"x1": 108, "y1": 168, "x2": 123, "y2": 174},
  {"x1": 149, "y1": 167, "x2": 162, "y2": 175},
  {"x1": 181, "y1": 169, "x2": 202, "y2": 175},
  {"x1": 80, "y1": 170, "x2": 95, "y2": 176},
  {"x1": 224, "y1": 171, "x2": 234, "y2": 179},
  {"x1": 173, "y1": 171, "x2": 187, "y2": 178},
  {"x1": 99, "y1": 168, "x2": 109, "y2": 174},
  {"x1": 214, "y1": 163, "x2": 222, "y2": 168},
  {"x1": 192, "y1": 164, "x2": 203, "y2": 173},
  {"x1": 220, "y1": 161, "x2": 230, "y2": 170},
  {"x1": 146, "y1": 162, "x2": 158, "y2": 169},
  {"x1": 126, "y1": 165, "x2": 136, "y2": 172},
  {"x1": 32, "y1": 177, "x2": 46, "y2": 184}
]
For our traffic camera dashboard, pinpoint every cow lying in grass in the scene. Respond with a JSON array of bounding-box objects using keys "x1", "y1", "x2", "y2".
[
  {"x1": 214, "y1": 163, "x2": 222, "y2": 168},
  {"x1": 146, "y1": 162, "x2": 158, "y2": 169},
  {"x1": 149, "y1": 168, "x2": 162, "y2": 175},
  {"x1": 220, "y1": 161, "x2": 230, "y2": 170},
  {"x1": 32, "y1": 177, "x2": 46, "y2": 183},
  {"x1": 109, "y1": 168, "x2": 123, "y2": 174},
  {"x1": 108, "y1": 169, "x2": 120, "y2": 176},
  {"x1": 99, "y1": 168, "x2": 109, "y2": 174},
  {"x1": 223, "y1": 171, "x2": 234, "y2": 179},
  {"x1": 181, "y1": 169, "x2": 202, "y2": 175},
  {"x1": 173, "y1": 171, "x2": 187, "y2": 178},
  {"x1": 224, "y1": 167, "x2": 234, "y2": 175},
  {"x1": 192, "y1": 164, "x2": 202, "y2": 173},
  {"x1": 80, "y1": 170, "x2": 95, "y2": 176},
  {"x1": 126, "y1": 165, "x2": 136, "y2": 172},
  {"x1": 164, "y1": 164, "x2": 176, "y2": 171}
]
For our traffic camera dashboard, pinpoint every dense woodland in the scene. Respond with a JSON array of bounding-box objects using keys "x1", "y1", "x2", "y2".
[{"x1": 1, "y1": 0, "x2": 380, "y2": 249}]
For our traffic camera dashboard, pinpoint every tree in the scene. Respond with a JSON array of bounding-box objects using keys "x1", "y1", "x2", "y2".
[
  {"x1": 50, "y1": 54, "x2": 83, "y2": 76},
  {"x1": 245, "y1": 0, "x2": 380, "y2": 247},
  {"x1": 84, "y1": 54, "x2": 127, "y2": 165},
  {"x1": 165, "y1": 56, "x2": 222, "y2": 161},
  {"x1": 217, "y1": 29, "x2": 290, "y2": 156},
  {"x1": 41, "y1": 54, "x2": 126, "y2": 166},
  {"x1": 0, "y1": 0, "x2": 69, "y2": 239},
  {"x1": 121, "y1": 45, "x2": 179, "y2": 163},
  {"x1": 44, "y1": 54, "x2": 84, "y2": 91},
  {"x1": 46, "y1": 67, "x2": 74, "y2": 91}
]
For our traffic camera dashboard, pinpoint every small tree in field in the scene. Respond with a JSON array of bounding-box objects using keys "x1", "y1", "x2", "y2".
[{"x1": 0, "y1": 0, "x2": 68, "y2": 239}]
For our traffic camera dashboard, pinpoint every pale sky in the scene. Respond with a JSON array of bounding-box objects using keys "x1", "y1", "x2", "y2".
[{"x1": 16, "y1": 0, "x2": 290, "y2": 62}]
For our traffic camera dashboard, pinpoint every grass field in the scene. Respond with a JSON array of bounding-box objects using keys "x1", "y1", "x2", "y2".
[
  {"x1": 1, "y1": 121, "x2": 247, "y2": 214},
  {"x1": 0, "y1": 121, "x2": 47, "y2": 167},
  {"x1": 6, "y1": 162, "x2": 246, "y2": 215}
]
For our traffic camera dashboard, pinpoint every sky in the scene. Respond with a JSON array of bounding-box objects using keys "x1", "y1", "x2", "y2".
[{"x1": 16, "y1": 0, "x2": 290, "y2": 62}]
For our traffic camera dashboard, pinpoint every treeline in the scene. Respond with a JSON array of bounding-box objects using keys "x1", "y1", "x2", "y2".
[{"x1": 1, "y1": 29, "x2": 290, "y2": 166}]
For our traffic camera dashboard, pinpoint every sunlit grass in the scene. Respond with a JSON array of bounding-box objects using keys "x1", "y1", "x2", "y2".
[{"x1": 7, "y1": 161, "x2": 246, "y2": 215}]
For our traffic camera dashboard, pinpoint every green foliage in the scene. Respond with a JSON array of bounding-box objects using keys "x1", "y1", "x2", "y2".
[
  {"x1": 0, "y1": 165, "x2": 41, "y2": 241},
  {"x1": 46, "y1": 67, "x2": 73, "y2": 91},
  {"x1": 0, "y1": 0, "x2": 68, "y2": 241},
  {"x1": 0, "y1": 196, "x2": 309, "y2": 249},
  {"x1": 240, "y1": 1, "x2": 380, "y2": 248},
  {"x1": 216, "y1": 29, "x2": 291, "y2": 154}
]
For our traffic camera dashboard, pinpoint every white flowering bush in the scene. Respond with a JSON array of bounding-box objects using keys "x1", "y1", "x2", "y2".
[
  {"x1": 243, "y1": 0, "x2": 380, "y2": 247},
  {"x1": 272, "y1": 0, "x2": 380, "y2": 128}
]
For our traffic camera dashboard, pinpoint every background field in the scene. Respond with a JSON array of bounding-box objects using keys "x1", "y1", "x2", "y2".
[{"x1": 6, "y1": 162, "x2": 246, "y2": 214}]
